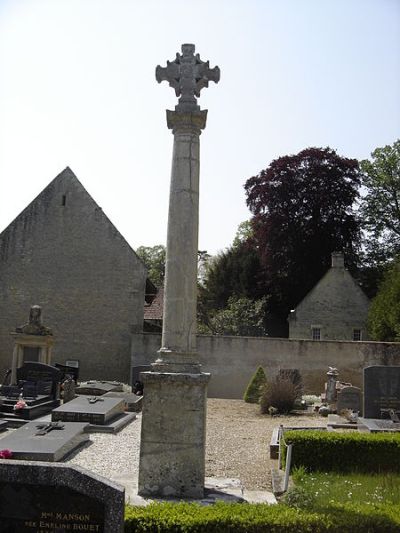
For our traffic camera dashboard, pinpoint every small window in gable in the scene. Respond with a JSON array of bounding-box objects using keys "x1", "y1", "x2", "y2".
[
  {"x1": 353, "y1": 328, "x2": 362, "y2": 341},
  {"x1": 311, "y1": 327, "x2": 321, "y2": 341},
  {"x1": 62, "y1": 194, "x2": 67, "y2": 206}
]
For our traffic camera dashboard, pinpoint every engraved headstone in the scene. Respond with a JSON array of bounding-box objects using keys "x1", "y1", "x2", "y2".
[
  {"x1": 337, "y1": 385, "x2": 362, "y2": 414},
  {"x1": 0, "y1": 362, "x2": 61, "y2": 421},
  {"x1": 364, "y1": 365, "x2": 400, "y2": 418},
  {"x1": 16, "y1": 362, "x2": 61, "y2": 400},
  {"x1": 0, "y1": 461, "x2": 124, "y2": 532}
]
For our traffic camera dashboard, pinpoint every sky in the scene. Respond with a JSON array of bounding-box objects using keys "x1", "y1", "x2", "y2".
[{"x1": 0, "y1": 0, "x2": 399, "y2": 255}]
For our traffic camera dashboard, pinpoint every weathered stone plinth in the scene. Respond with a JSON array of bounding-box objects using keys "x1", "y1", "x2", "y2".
[{"x1": 138, "y1": 371, "x2": 210, "y2": 498}]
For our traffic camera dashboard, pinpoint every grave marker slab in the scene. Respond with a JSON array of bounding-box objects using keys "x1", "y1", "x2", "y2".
[
  {"x1": 104, "y1": 391, "x2": 143, "y2": 412},
  {"x1": 364, "y1": 366, "x2": 400, "y2": 419},
  {"x1": 0, "y1": 460, "x2": 124, "y2": 532},
  {"x1": 337, "y1": 386, "x2": 362, "y2": 414},
  {"x1": 0, "y1": 421, "x2": 89, "y2": 461},
  {"x1": 76, "y1": 380, "x2": 123, "y2": 396},
  {"x1": 52, "y1": 395, "x2": 125, "y2": 425}
]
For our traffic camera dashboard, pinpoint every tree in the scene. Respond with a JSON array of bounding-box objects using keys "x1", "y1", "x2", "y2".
[
  {"x1": 136, "y1": 245, "x2": 166, "y2": 287},
  {"x1": 360, "y1": 140, "x2": 400, "y2": 263},
  {"x1": 245, "y1": 147, "x2": 362, "y2": 334},
  {"x1": 368, "y1": 258, "x2": 400, "y2": 341},
  {"x1": 232, "y1": 220, "x2": 253, "y2": 249},
  {"x1": 197, "y1": 239, "x2": 263, "y2": 327},
  {"x1": 198, "y1": 296, "x2": 268, "y2": 336}
]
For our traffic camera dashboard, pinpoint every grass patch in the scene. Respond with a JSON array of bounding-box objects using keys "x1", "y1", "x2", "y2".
[{"x1": 291, "y1": 466, "x2": 400, "y2": 507}]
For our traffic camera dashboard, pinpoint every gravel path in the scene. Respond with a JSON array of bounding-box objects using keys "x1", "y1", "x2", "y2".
[{"x1": 1, "y1": 399, "x2": 325, "y2": 490}]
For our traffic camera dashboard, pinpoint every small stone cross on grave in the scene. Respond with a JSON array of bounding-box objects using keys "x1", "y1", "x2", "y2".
[
  {"x1": 156, "y1": 44, "x2": 220, "y2": 111},
  {"x1": 35, "y1": 421, "x2": 65, "y2": 436}
]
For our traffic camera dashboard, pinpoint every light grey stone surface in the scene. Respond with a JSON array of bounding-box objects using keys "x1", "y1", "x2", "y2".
[
  {"x1": 139, "y1": 372, "x2": 209, "y2": 498},
  {"x1": 138, "y1": 44, "x2": 219, "y2": 499},
  {"x1": 0, "y1": 168, "x2": 147, "y2": 384},
  {"x1": 132, "y1": 332, "x2": 400, "y2": 398},
  {"x1": 288, "y1": 253, "x2": 370, "y2": 341}
]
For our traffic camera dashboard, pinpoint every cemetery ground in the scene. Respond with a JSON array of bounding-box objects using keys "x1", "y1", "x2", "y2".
[
  {"x1": 0, "y1": 397, "x2": 323, "y2": 492},
  {"x1": 2, "y1": 396, "x2": 400, "y2": 531}
]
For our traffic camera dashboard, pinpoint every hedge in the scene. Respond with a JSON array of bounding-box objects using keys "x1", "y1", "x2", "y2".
[
  {"x1": 283, "y1": 430, "x2": 400, "y2": 473},
  {"x1": 124, "y1": 501, "x2": 400, "y2": 532}
]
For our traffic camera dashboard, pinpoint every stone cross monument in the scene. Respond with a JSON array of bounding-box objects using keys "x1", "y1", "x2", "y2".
[{"x1": 138, "y1": 44, "x2": 220, "y2": 498}]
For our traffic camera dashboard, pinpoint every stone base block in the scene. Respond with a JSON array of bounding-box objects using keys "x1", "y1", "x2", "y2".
[{"x1": 138, "y1": 371, "x2": 210, "y2": 498}]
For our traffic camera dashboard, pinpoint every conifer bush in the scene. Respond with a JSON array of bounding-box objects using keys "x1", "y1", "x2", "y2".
[{"x1": 243, "y1": 366, "x2": 267, "y2": 403}]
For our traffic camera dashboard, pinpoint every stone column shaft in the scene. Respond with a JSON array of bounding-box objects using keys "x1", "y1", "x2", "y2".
[{"x1": 154, "y1": 111, "x2": 207, "y2": 373}]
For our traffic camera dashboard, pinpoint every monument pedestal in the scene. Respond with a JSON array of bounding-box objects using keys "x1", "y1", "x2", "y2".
[{"x1": 138, "y1": 371, "x2": 210, "y2": 498}]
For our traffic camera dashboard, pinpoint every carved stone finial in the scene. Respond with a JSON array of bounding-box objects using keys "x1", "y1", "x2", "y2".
[{"x1": 156, "y1": 43, "x2": 220, "y2": 112}]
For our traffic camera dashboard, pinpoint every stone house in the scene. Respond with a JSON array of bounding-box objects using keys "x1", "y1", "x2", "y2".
[
  {"x1": 288, "y1": 252, "x2": 370, "y2": 341},
  {"x1": 0, "y1": 167, "x2": 147, "y2": 383}
]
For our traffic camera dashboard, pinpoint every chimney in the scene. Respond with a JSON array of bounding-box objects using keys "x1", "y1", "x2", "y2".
[{"x1": 331, "y1": 252, "x2": 344, "y2": 268}]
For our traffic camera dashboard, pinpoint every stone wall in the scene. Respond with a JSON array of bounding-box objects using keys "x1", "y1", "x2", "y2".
[
  {"x1": 131, "y1": 333, "x2": 400, "y2": 398},
  {"x1": 0, "y1": 168, "x2": 147, "y2": 382}
]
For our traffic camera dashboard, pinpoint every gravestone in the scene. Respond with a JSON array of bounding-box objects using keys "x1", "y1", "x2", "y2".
[
  {"x1": 54, "y1": 362, "x2": 80, "y2": 383},
  {"x1": 0, "y1": 421, "x2": 89, "y2": 461},
  {"x1": 17, "y1": 361, "x2": 61, "y2": 400},
  {"x1": 62, "y1": 375, "x2": 76, "y2": 403},
  {"x1": 52, "y1": 396, "x2": 131, "y2": 433},
  {"x1": 337, "y1": 385, "x2": 362, "y2": 414},
  {"x1": 0, "y1": 460, "x2": 124, "y2": 532},
  {"x1": 104, "y1": 390, "x2": 143, "y2": 412},
  {"x1": 364, "y1": 365, "x2": 400, "y2": 418},
  {"x1": 0, "y1": 362, "x2": 61, "y2": 421},
  {"x1": 76, "y1": 380, "x2": 123, "y2": 396}
]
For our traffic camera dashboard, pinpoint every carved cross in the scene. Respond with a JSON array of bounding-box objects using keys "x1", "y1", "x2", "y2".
[
  {"x1": 156, "y1": 44, "x2": 220, "y2": 111},
  {"x1": 88, "y1": 396, "x2": 104, "y2": 404},
  {"x1": 35, "y1": 421, "x2": 65, "y2": 436}
]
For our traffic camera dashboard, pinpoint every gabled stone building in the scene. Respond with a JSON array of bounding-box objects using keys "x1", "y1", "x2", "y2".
[
  {"x1": 288, "y1": 252, "x2": 370, "y2": 341},
  {"x1": 0, "y1": 168, "x2": 147, "y2": 382}
]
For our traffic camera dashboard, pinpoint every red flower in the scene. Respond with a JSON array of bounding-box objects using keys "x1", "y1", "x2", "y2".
[{"x1": 0, "y1": 449, "x2": 12, "y2": 459}]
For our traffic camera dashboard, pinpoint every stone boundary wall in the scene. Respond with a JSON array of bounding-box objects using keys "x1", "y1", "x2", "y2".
[{"x1": 131, "y1": 333, "x2": 400, "y2": 398}]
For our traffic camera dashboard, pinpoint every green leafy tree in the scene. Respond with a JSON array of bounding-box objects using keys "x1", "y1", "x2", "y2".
[
  {"x1": 197, "y1": 240, "x2": 264, "y2": 330},
  {"x1": 368, "y1": 258, "x2": 400, "y2": 341},
  {"x1": 245, "y1": 147, "x2": 362, "y2": 335},
  {"x1": 361, "y1": 140, "x2": 400, "y2": 263},
  {"x1": 198, "y1": 296, "x2": 268, "y2": 336},
  {"x1": 232, "y1": 220, "x2": 253, "y2": 249},
  {"x1": 136, "y1": 245, "x2": 166, "y2": 287},
  {"x1": 243, "y1": 366, "x2": 267, "y2": 403}
]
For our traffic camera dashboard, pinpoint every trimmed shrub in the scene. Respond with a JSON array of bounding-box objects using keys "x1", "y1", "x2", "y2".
[
  {"x1": 278, "y1": 368, "x2": 303, "y2": 397},
  {"x1": 284, "y1": 430, "x2": 400, "y2": 473},
  {"x1": 260, "y1": 376, "x2": 300, "y2": 414},
  {"x1": 243, "y1": 366, "x2": 267, "y2": 403},
  {"x1": 124, "y1": 501, "x2": 400, "y2": 532}
]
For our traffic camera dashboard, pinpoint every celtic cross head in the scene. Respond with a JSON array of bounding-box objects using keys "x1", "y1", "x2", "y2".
[{"x1": 156, "y1": 43, "x2": 220, "y2": 111}]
